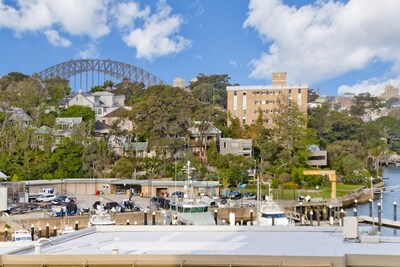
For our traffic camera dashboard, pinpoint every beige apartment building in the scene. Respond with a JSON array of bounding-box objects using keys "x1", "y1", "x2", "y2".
[
  {"x1": 380, "y1": 84, "x2": 399, "y2": 100},
  {"x1": 226, "y1": 72, "x2": 309, "y2": 127}
]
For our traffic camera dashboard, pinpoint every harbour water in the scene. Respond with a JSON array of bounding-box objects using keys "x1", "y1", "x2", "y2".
[{"x1": 347, "y1": 166, "x2": 400, "y2": 236}]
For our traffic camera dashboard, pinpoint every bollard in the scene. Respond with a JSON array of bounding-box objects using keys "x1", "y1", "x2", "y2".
[
  {"x1": 229, "y1": 212, "x2": 235, "y2": 226},
  {"x1": 38, "y1": 227, "x2": 42, "y2": 239},
  {"x1": 45, "y1": 223, "x2": 50, "y2": 238},
  {"x1": 317, "y1": 206, "x2": 320, "y2": 226},
  {"x1": 152, "y1": 212, "x2": 156, "y2": 225},
  {"x1": 394, "y1": 202, "x2": 397, "y2": 221},
  {"x1": 378, "y1": 202, "x2": 382, "y2": 230},
  {"x1": 250, "y1": 209, "x2": 254, "y2": 226},
  {"x1": 214, "y1": 209, "x2": 218, "y2": 225},
  {"x1": 300, "y1": 202, "x2": 303, "y2": 225},
  {"x1": 53, "y1": 225, "x2": 57, "y2": 237},
  {"x1": 329, "y1": 204, "x2": 333, "y2": 225},
  {"x1": 353, "y1": 208, "x2": 358, "y2": 217},
  {"x1": 75, "y1": 220, "x2": 79, "y2": 231},
  {"x1": 272, "y1": 214, "x2": 275, "y2": 226},
  {"x1": 310, "y1": 210, "x2": 313, "y2": 226},
  {"x1": 4, "y1": 227, "x2": 8, "y2": 241},
  {"x1": 144, "y1": 210, "x2": 148, "y2": 225},
  {"x1": 369, "y1": 198, "x2": 373, "y2": 217},
  {"x1": 354, "y1": 199, "x2": 358, "y2": 211},
  {"x1": 126, "y1": 219, "x2": 130, "y2": 225},
  {"x1": 340, "y1": 209, "x2": 344, "y2": 226},
  {"x1": 31, "y1": 224, "x2": 35, "y2": 241}
]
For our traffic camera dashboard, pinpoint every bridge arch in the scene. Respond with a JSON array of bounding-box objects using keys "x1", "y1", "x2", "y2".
[{"x1": 37, "y1": 59, "x2": 165, "y2": 90}]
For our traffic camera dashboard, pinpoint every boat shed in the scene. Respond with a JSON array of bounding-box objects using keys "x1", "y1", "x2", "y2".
[{"x1": 20, "y1": 179, "x2": 220, "y2": 198}]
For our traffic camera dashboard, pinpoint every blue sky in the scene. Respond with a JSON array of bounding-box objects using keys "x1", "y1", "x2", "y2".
[{"x1": 1, "y1": 0, "x2": 400, "y2": 96}]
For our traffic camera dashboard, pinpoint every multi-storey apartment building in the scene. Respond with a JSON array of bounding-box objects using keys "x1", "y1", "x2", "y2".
[{"x1": 226, "y1": 72, "x2": 308, "y2": 127}]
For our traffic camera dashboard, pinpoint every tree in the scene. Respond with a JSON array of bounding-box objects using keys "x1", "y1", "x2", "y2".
[
  {"x1": 59, "y1": 106, "x2": 95, "y2": 122},
  {"x1": 190, "y1": 74, "x2": 231, "y2": 108},
  {"x1": 130, "y1": 85, "x2": 197, "y2": 155},
  {"x1": 44, "y1": 77, "x2": 71, "y2": 104},
  {"x1": 191, "y1": 83, "x2": 213, "y2": 104}
]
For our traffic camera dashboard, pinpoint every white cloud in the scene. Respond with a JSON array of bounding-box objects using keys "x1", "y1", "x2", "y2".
[
  {"x1": 0, "y1": 0, "x2": 190, "y2": 60},
  {"x1": 112, "y1": 2, "x2": 150, "y2": 30},
  {"x1": 119, "y1": 0, "x2": 191, "y2": 60},
  {"x1": 0, "y1": 0, "x2": 110, "y2": 39},
  {"x1": 44, "y1": 29, "x2": 71, "y2": 47},
  {"x1": 244, "y1": 0, "x2": 400, "y2": 90},
  {"x1": 77, "y1": 42, "x2": 99, "y2": 59},
  {"x1": 229, "y1": 60, "x2": 237, "y2": 67},
  {"x1": 338, "y1": 77, "x2": 400, "y2": 96},
  {"x1": 194, "y1": 54, "x2": 202, "y2": 60}
]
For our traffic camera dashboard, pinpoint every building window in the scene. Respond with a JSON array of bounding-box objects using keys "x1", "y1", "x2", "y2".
[
  {"x1": 234, "y1": 91, "x2": 237, "y2": 96},
  {"x1": 243, "y1": 92, "x2": 246, "y2": 96},
  {"x1": 224, "y1": 142, "x2": 227, "y2": 148},
  {"x1": 76, "y1": 97, "x2": 78, "y2": 101},
  {"x1": 289, "y1": 89, "x2": 292, "y2": 94},
  {"x1": 242, "y1": 119, "x2": 246, "y2": 124},
  {"x1": 298, "y1": 89, "x2": 301, "y2": 93},
  {"x1": 243, "y1": 109, "x2": 246, "y2": 115}
]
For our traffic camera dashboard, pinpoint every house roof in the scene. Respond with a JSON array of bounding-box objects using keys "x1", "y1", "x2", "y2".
[
  {"x1": 189, "y1": 121, "x2": 222, "y2": 136},
  {"x1": 7, "y1": 111, "x2": 32, "y2": 122},
  {"x1": 56, "y1": 117, "x2": 83, "y2": 124},
  {"x1": 95, "y1": 120, "x2": 111, "y2": 131},
  {"x1": 92, "y1": 91, "x2": 114, "y2": 96},
  {"x1": 103, "y1": 107, "x2": 130, "y2": 118}
]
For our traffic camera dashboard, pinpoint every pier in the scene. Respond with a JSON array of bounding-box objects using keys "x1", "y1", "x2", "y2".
[{"x1": 358, "y1": 216, "x2": 400, "y2": 229}]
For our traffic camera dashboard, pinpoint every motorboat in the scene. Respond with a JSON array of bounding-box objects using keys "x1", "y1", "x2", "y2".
[
  {"x1": 258, "y1": 184, "x2": 289, "y2": 226},
  {"x1": 89, "y1": 203, "x2": 115, "y2": 226},
  {"x1": 58, "y1": 225, "x2": 76, "y2": 236},
  {"x1": 165, "y1": 161, "x2": 215, "y2": 225},
  {"x1": 11, "y1": 229, "x2": 32, "y2": 242}
]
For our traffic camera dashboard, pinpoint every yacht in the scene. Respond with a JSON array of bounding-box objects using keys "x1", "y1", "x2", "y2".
[
  {"x1": 258, "y1": 184, "x2": 289, "y2": 226},
  {"x1": 89, "y1": 201, "x2": 115, "y2": 226},
  {"x1": 11, "y1": 229, "x2": 32, "y2": 242},
  {"x1": 166, "y1": 161, "x2": 215, "y2": 225}
]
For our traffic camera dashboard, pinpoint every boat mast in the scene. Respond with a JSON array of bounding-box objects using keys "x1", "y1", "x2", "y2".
[{"x1": 181, "y1": 161, "x2": 196, "y2": 198}]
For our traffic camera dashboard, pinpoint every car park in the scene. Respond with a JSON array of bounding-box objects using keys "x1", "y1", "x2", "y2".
[{"x1": 35, "y1": 194, "x2": 57, "y2": 202}]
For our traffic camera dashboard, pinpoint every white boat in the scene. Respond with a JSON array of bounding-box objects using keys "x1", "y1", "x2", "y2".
[
  {"x1": 11, "y1": 229, "x2": 32, "y2": 242},
  {"x1": 166, "y1": 161, "x2": 215, "y2": 225},
  {"x1": 58, "y1": 225, "x2": 76, "y2": 236},
  {"x1": 258, "y1": 184, "x2": 289, "y2": 226},
  {"x1": 89, "y1": 205, "x2": 115, "y2": 226}
]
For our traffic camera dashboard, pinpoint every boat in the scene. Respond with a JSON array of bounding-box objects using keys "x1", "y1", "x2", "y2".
[
  {"x1": 166, "y1": 161, "x2": 215, "y2": 225},
  {"x1": 11, "y1": 229, "x2": 32, "y2": 242},
  {"x1": 89, "y1": 199, "x2": 115, "y2": 226},
  {"x1": 258, "y1": 184, "x2": 289, "y2": 226},
  {"x1": 58, "y1": 225, "x2": 76, "y2": 236}
]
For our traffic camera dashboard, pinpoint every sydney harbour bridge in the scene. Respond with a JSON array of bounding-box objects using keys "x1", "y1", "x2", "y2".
[{"x1": 37, "y1": 59, "x2": 165, "y2": 91}]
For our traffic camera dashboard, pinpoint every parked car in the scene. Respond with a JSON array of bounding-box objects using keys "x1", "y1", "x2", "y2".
[
  {"x1": 242, "y1": 192, "x2": 256, "y2": 200},
  {"x1": 51, "y1": 195, "x2": 69, "y2": 205},
  {"x1": 105, "y1": 201, "x2": 125, "y2": 213},
  {"x1": 35, "y1": 194, "x2": 57, "y2": 202},
  {"x1": 229, "y1": 191, "x2": 242, "y2": 200},
  {"x1": 151, "y1": 196, "x2": 170, "y2": 209}
]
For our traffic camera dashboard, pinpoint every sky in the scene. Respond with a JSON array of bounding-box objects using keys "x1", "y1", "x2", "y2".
[{"x1": 1, "y1": 0, "x2": 400, "y2": 96}]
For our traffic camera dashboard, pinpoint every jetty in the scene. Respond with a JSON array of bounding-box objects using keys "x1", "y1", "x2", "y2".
[{"x1": 358, "y1": 216, "x2": 400, "y2": 229}]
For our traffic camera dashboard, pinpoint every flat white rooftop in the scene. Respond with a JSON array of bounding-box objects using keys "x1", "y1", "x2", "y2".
[{"x1": 11, "y1": 226, "x2": 400, "y2": 256}]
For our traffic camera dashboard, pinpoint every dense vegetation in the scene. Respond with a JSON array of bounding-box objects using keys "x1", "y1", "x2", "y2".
[{"x1": 0, "y1": 72, "x2": 399, "y2": 192}]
